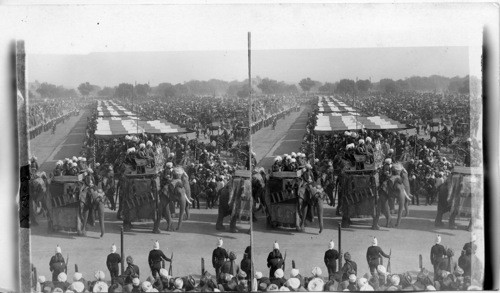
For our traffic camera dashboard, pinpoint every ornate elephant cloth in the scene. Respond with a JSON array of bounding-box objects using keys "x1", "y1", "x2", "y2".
[
  {"x1": 123, "y1": 178, "x2": 155, "y2": 210},
  {"x1": 341, "y1": 174, "x2": 374, "y2": 205},
  {"x1": 49, "y1": 182, "x2": 80, "y2": 208},
  {"x1": 230, "y1": 178, "x2": 251, "y2": 221}
]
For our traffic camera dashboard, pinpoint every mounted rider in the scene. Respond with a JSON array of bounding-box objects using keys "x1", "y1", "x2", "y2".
[{"x1": 53, "y1": 160, "x2": 64, "y2": 176}]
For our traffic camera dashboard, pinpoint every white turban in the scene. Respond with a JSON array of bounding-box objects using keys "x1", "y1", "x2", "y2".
[
  {"x1": 311, "y1": 267, "x2": 322, "y2": 277},
  {"x1": 274, "y1": 269, "x2": 284, "y2": 278},
  {"x1": 56, "y1": 245, "x2": 62, "y2": 254},
  {"x1": 146, "y1": 141, "x2": 153, "y2": 146},
  {"x1": 366, "y1": 137, "x2": 372, "y2": 143},
  {"x1": 329, "y1": 240, "x2": 334, "y2": 250},
  {"x1": 94, "y1": 270, "x2": 105, "y2": 281},
  {"x1": 217, "y1": 238, "x2": 223, "y2": 247},
  {"x1": 384, "y1": 158, "x2": 392, "y2": 165},
  {"x1": 160, "y1": 268, "x2": 169, "y2": 278},
  {"x1": 255, "y1": 272, "x2": 263, "y2": 279},
  {"x1": 349, "y1": 274, "x2": 357, "y2": 283},
  {"x1": 57, "y1": 272, "x2": 67, "y2": 282},
  {"x1": 38, "y1": 276, "x2": 46, "y2": 283},
  {"x1": 358, "y1": 139, "x2": 365, "y2": 145},
  {"x1": 139, "y1": 143, "x2": 146, "y2": 149},
  {"x1": 111, "y1": 244, "x2": 117, "y2": 253},
  {"x1": 274, "y1": 241, "x2": 279, "y2": 250},
  {"x1": 154, "y1": 240, "x2": 160, "y2": 250},
  {"x1": 290, "y1": 269, "x2": 299, "y2": 278},
  {"x1": 286, "y1": 278, "x2": 300, "y2": 290},
  {"x1": 436, "y1": 234, "x2": 441, "y2": 244},
  {"x1": 372, "y1": 237, "x2": 378, "y2": 246},
  {"x1": 73, "y1": 272, "x2": 82, "y2": 282}
]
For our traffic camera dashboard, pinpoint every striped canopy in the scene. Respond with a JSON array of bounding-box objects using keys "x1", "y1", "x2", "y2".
[
  {"x1": 97, "y1": 100, "x2": 137, "y2": 117},
  {"x1": 95, "y1": 118, "x2": 190, "y2": 137},
  {"x1": 315, "y1": 115, "x2": 410, "y2": 134},
  {"x1": 317, "y1": 104, "x2": 359, "y2": 113},
  {"x1": 95, "y1": 119, "x2": 144, "y2": 136}
]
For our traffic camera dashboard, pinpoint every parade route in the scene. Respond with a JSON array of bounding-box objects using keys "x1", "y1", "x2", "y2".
[
  {"x1": 29, "y1": 111, "x2": 250, "y2": 283},
  {"x1": 250, "y1": 103, "x2": 474, "y2": 281}
]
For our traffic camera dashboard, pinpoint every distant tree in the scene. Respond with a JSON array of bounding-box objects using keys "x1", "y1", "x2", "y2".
[
  {"x1": 459, "y1": 75, "x2": 470, "y2": 94},
  {"x1": 135, "y1": 83, "x2": 151, "y2": 97},
  {"x1": 285, "y1": 84, "x2": 299, "y2": 94},
  {"x1": 335, "y1": 79, "x2": 356, "y2": 94},
  {"x1": 98, "y1": 86, "x2": 115, "y2": 97},
  {"x1": 36, "y1": 82, "x2": 58, "y2": 98},
  {"x1": 319, "y1": 82, "x2": 336, "y2": 93},
  {"x1": 379, "y1": 78, "x2": 398, "y2": 94},
  {"x1": 299, "y1": 77, "x2": 316, "y2": 92},
  {"x1": 237, "y1": 84, "x2": 251, "y2": 98},
  {"x1": 355, "y1": 79, "x2": 372, "y2": 92},
  {"x1": 257, "y1": 78, "x2": 280, "y2": 95},
  {"x1": 114, "y1": 83, "x2": 134, "y2": 99},
  {"x1": 173, "y1": 83, "x2": 189, "y2": 96},
  {"x1": 162, "y1": 83, "x2": 177, "y2": 98},
  {"x1": 77, "y1": 82, "x2": 95, "y2": 97}
]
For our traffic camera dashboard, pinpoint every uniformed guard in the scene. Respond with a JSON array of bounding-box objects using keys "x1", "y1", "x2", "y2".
[
  {"x1": 430, "y1": 234, "x2": 446, "y2": 280},
  {"x1": 212, "y1": 238, "x2": 228, "y2": 279},
  {"x1": 106, "y1": 243, "x2": 121, "y2": 284},
  {"x1": 148, "y1": 241, "x2": 171, "y2": 278},
  {"x1": 49, "y1": 245, "x2": 66, "y2": 282},
  {"x1": 366, "y1": 237, "x2": 390, "y2": 275},
  {"x1": 324, "y1": 240, "x2": 340, "y2": 280},
  {"x1": 267, "y1": 241, "x2": 284, "y2": 279}
]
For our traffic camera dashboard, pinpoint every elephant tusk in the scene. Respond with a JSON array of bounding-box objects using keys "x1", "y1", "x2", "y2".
[{"x1": 184, "y1": 192, "x2": 192, "y2": 205}]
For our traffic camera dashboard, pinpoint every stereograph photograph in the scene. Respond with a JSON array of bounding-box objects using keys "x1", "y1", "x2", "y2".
[{"x1": 0, "y1": 2, "x2": 498, "y2": 292}]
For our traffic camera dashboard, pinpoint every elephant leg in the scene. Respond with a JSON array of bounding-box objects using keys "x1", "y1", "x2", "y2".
[
  {"x1": 388, "y1": 196, "x2": 396, "y2": 214},
  {"x1": 316, "y1": 202, "x2": 324, "y2": 234},
  {"x1": 184, "y1": 202, "x2": 190, "y2": 220},
  {"x1": 300, "y1": 203, "x2": 308, "y2": 231},
  {"x1": 80, "y1": 205, "x2": 89, "y2": 236},
  {"x1": 396, "y1": 197, "x2": 404, "y2": 227},
  {"x1": 404, "y1": 197, "x2": 410, "y2": 217},
  {"x1": 379, "y1": 194, "x2": 393, "y2": 228},
  {"x1": 164, "y1": 203, "x2": 173, "y2": 231},
  {"x1": 97, "y1": 202, "x2": 105, "y2": 237},
  {"x1": 216, "y1": 205, "x2": 227, "y2": 231},
  {"x1": 229, "y1": 213, "x2": 239, "y2": 233},
  {"x1": 176, "y1": 198, "x2": 186, "y2": 231}
]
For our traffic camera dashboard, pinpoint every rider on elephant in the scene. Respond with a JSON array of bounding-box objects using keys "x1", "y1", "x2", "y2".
[
  {"x1": 124, "y1": 147, "x2": 137, "y2": 169},
  {"x1": 67, "y1": 162, "x2": 79, "y2": 176},
  {"x1": 53, "y1": 161, "x2": 64, "y2": 176},
  {"x1": 146, "y1": 141, "x2": 156, "y2": 167},
  {"x1": 30, "y1": 156, "x2": 39, "y2": 177},
  {"x1": 271, "y1": 156, "x2": 282, "y2": 172}
]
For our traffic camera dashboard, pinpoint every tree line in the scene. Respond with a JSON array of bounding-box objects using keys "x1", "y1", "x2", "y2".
[{"x1": 29, "y1": 74, "x2": 473, "y2": 100}]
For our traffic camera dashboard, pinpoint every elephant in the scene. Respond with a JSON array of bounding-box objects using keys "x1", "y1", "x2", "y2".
[
  {"x1": 251, "y1": 168, "x2": 268, "y2": 222},
  {"x1": 159, "y1": 167, "x2": 192, "y2": 232},
  {"x1": 297, "y1": 179, "x2": 325, "y2": 234},
  {"x1": 29, "y1": 172, "x2": 50, "y2": 226},
  {"x1": 78, "y1": 185, "x2": 106, "y2": 237},
  {"x1": 216, "y1": 177, "x2": 251, "y2": 233},
  {"x1": 339, "y1": 169, "x2": 393, "y2": 230},
  {"x1": 434, "y1": 172, "x2": 476, "y2": 231},
  {"x1": 386, "y1": 166, "x2": 411, "y2": 227}
]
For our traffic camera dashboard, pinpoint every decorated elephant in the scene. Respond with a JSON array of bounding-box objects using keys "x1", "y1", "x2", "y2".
[
  {"x1": 297, "y1": 179, "x2": 325, "y2": 234},
  {"x1": 339, "y1": 169, "x2": 392, "y2": 230},
  {"x1": 159, "y1": 167, "x2": 192, "y2": 232},
  {"x1": 435, "y1": 168, "x2": 480, "y2": 230},
  {"x1": 385, "y1": 164, "x2": 411, "y2": 227},
  {"x1": 251, "y1": 168, "x2": 268, "y2": 222},
  {"x1": 216, "y1": 176, "x2": 251, "y2": 233},
  {"x1": 78, "y1": 185, "x2": 106, "y2": 237},
  {"x1": 29, "y1": 172, "x2": 50, "y2": 226}
]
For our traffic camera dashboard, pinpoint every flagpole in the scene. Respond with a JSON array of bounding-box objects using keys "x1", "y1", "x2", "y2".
[{"x1": 248, "y1": 31, "x2": 254, "y2": 293}]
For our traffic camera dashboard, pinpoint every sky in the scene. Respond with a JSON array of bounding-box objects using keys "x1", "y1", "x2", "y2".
[{"x1": 29, "y1": 46, "x2": 470, "y2": 88}]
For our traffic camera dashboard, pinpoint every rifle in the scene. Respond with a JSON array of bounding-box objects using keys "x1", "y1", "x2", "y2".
[
  {"x1": 292, "y1": 260, "x2": 296, "y2": 269},
  {"x1": 65, "y1": 254, "x2": 69, "y2": 274},
  {"x1": 282, "y1": 251, "x2": 287, "y2": 272},
  {"x1": 168, "y1": 252, "x2": 174, "y2": 276},
  {"x1": 419, "y1": 254, "x2": 423, "y2": 271},
  {"x1": 75, "y1": 264, "x2": 79, "y2": 273},
  {"x1": 387, "y1": 249, "x2": 392, "y2": 273},
  {"x1": 201, "y1": 258, "x2": 205, "y2": 276}
]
